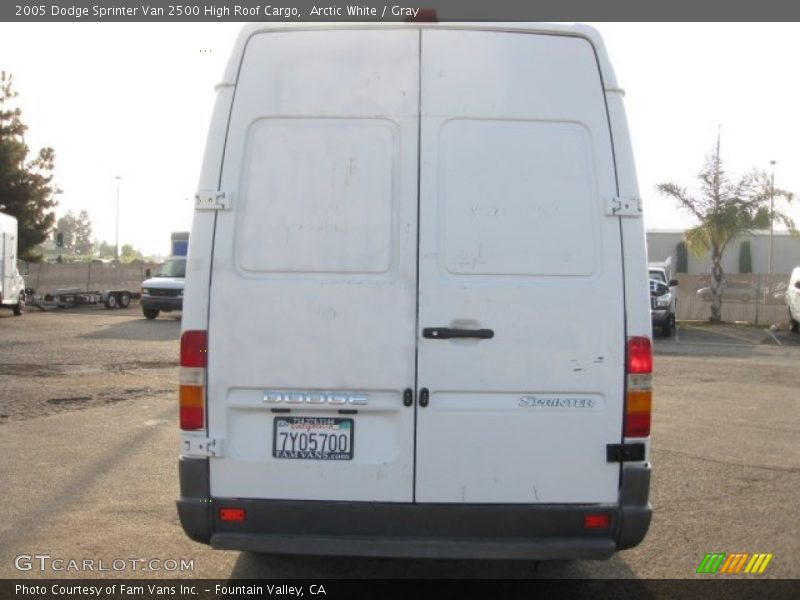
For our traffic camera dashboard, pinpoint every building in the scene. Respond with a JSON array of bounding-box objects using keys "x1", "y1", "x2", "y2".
[{"x1": 646, "y1": 230, "x2": 800, "y2": 275}]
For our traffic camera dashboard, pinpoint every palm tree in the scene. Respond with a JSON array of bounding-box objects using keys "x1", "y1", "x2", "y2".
[{"x1": 657, "y1": 135, "x2": 794, "y2": 323}]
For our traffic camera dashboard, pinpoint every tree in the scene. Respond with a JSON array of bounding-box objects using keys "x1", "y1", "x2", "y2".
[
  {"x1": 0, "y1": 71, "x2": 59, "y2": 258},
  {"x1": 56, "y1": 210, "x2": 93, "y2": 255},
  {"x1": 738, "y1": 241, "x2": 752, "y2": 274},
  {"x1": 56, "y1": 212, "x2": 77, "y2": 251},
  {"x1": 93, "y1": 239, "x2": 117, "y2": 259},
  {"x1": 658, "y1": 135, "x2": 794, "y2": 322},
  {"x1": 73, "y1": 210, "x2": 92, "y2": 255},
  {"x1": 120, "y1": 244, "x2": 143, "y2": 263},
  {"x1": 676, "y1": 241, "x2": 689, "y2": 273}
]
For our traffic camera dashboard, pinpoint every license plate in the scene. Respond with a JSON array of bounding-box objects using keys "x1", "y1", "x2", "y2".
[{"x1": 272, "y1": 417, "x2": 354, "y2": 460}]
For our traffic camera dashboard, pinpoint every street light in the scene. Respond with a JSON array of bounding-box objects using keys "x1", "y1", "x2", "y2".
[
  {"x1": 114, "y1": 176, "x2": 122, "y2": 261},
  {"x1": 768, "y1": 161, "x2": 775, "y2": 275}
]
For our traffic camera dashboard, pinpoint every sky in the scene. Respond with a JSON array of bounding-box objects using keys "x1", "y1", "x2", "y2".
[{"x1": 0, "y1": 22, "x2": 798, "y2": 256}]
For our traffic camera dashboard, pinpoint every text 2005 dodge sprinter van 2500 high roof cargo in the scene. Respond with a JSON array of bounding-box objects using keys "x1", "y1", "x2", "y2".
[{"x1": 177, "y1": 23, "x2": 653, "y2": 560}]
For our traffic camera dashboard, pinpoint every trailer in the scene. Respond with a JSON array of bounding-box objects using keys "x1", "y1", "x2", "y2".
[{"x1": 53, "y1": 287, "x2": 137, "y2": 309}]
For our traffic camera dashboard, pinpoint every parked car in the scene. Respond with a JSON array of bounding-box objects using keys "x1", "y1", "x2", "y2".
[
  {"x1": 649, "y1": 266, "x2": 678, "y2": 337},
  {"x1": 787, "y1": 267, "x2": 800, "y2": 333},
  {"x1": 696, "y1": 280, "x2": 760, "y2": 303}
]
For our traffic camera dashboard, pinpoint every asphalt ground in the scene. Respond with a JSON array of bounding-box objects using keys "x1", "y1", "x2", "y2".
[{"x1": 0, "y1": 308, "x2": 798, "y2": 580}]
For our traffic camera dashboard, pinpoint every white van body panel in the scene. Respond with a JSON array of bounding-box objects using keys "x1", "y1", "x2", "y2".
[
  {"x1": 207, "y1": 30, "x2": 419, "y2": 501},
  {"x1": 415, "y1": 30, "x2": 623, "y2": 503}
]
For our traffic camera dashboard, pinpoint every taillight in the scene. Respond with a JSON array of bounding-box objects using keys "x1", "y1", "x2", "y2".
[
  {"x1": 181, "y1": 330, "x2": 208, "y2": 368},
  {"x1": 219, "y1": 508, "x2": 246, "y2": 522},
  {"x1": 625, "y1": 336, "x2": 652, "y2": 438},
  {"x1": 626, "y1": 336, "x2": 652, "y2": 373},
  {"x1": 584, "y1": 514, "x2": 611, "y2": 529},
  {"x1": 180, "y1": 330, "x2": 207, "y2": 431}
]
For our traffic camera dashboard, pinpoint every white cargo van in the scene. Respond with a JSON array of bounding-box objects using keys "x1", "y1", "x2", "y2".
[
  {"x1": 177, "y1": 23, "x2": 653, "y2": 560},
  {"x1": 1, "y1": 212, "x2": 26, "y2": 316}
]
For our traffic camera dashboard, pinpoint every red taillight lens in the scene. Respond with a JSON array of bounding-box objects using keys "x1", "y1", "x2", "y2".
[
  {"x1": 180, "y1": 406, "x2": 204, "y2": 431},
  {"x1": 584, "y1": 514, "x2": 611, "y2": 529},
  {"x1": 181, "y1": 330, "x2": 208, "y2": 368},
  {"x1": 626, "y1": 337, "x2": 652, "y2": 374},
  {"x1": 219, "y1": 508, "x2": 246, "y2": 522},
  {"x1": 624, "y1": 411, "x2": 651, "y2": 438}
]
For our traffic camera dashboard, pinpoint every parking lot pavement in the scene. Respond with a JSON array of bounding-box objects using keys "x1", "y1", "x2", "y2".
[
  {"x1": 1, "y1": 310, "x2": 798, "y2": 578},
  {"x1": 655, "y1": 322, "x2": 800, "y2": 359},
  {"x1": 0, "y1": 305, "x2": 180, "y2": 424}
]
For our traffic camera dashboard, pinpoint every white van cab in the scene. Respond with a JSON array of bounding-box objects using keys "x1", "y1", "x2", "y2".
[{"x1": 177, "y1": 23, "x2": 653, "y2": 560}]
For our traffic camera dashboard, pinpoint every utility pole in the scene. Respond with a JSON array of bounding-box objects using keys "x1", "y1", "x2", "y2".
[
  {"x1": 115, "y1": 176, "x2": 122, "y2": 261},
  {"x1": 768, "y1": 161, "x2": 775, "y2": 274}
]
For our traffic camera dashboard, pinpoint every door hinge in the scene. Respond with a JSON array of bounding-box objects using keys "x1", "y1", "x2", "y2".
[
  {"x1": 195, "y1": 190, "x2": 231, "y2": 211},
  {"x1": 606, "y1": 442, "x2": 645, "y2": 463},
  {"x1": 183, "y1": 436, "x2": 224, "y2": 458},
  {"x1": 605, "y1": 196, "x2": 642, "y2": 217}
]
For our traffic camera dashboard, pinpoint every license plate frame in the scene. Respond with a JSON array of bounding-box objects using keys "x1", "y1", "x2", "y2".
[{"x1": 272, "y1": 416, "x2": 354, "y2": 460}]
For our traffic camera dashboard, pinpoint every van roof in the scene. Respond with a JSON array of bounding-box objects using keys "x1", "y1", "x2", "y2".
[{"x1": 220, "y1": 23, "x2": 620, "y2": 92}]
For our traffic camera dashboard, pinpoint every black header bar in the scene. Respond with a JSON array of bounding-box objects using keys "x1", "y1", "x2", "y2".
[{"x1": 4, "y1": 0, "x2": 800, "y2": 22}]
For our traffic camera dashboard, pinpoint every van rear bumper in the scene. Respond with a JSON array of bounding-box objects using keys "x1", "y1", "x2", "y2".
[
  {"x1": 177, "y1": 458, "x2": 651, "y2": 559},
  {"x1": 211, "y1": 531, "x2": 617, "y2": 560}
]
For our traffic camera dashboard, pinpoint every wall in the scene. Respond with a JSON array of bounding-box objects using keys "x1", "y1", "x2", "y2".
[
  {"x1": 647, "y1": 230, "x2": 800, "y2": 276},
  {"x1": 25, "y1": 262, "x2": 160, "y2": 296}
]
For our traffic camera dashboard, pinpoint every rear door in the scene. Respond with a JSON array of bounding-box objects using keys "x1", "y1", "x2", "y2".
[
  {"x1": 415, "y1": 30, "x2": 625, "y2": 503},
  {"x1": 1, "y1": 231, "x2": 13, "y2": 299},
  {"x1": 207, "y1": 30, "x2": 420, "y2": 502}
]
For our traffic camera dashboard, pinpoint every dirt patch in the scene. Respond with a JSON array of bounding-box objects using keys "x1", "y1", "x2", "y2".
[
  {"x1": 106, "y1": 361, "x2": 177, "y2": 375},
  {"x1": 1, "y1": 386, "x2": 175, "y2": 424},
  {"x1": 47, "y1": 396, "x2": 93, "y2": 405},
  {"x1": 0, "y1": 364, "x2": 62, "y2": 377},
  {"x1": 0, "y1": 311, "x2": 180, "y2": 424},
  {"x1": 0, "y1": 364, "x2": 156, "y2": 378}
]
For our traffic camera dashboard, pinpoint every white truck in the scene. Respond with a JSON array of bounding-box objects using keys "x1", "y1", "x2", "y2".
[
  {"x1": 649, "y1": 257, "x2": 678, "y2": 337},
  {"x1": 140, "y1": 232, "x2": 188, "y2": 319},
  {"x1": 0, "y1": 212, "x2": 27, "y2": 316},
  {"x1": 177, "y1": 23, "x2": 653, "y2": 560}
]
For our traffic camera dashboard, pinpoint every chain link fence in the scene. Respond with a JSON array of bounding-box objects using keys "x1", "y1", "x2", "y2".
[{"x1": 674, "y1": 273, "x2": 792, "y2": 327}]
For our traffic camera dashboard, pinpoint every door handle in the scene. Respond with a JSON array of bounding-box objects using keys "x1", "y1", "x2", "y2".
[
  {"x1": 419, "y1": 388, "x2": 429, "y2": 407},
  {"x1": 422, "y1": 327, "x2": 494, "y2": 340},
  {"x1": 403, "y1": 388, "x2": 413, "y2": 407}
]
